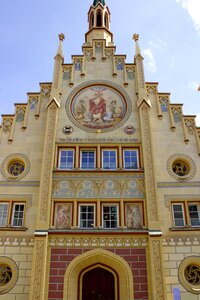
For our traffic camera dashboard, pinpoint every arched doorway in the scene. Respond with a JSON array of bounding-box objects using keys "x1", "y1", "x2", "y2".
[
  {"x1": 63, "y1": 248, "x2": 134, "y2": 300},
  {"x1": 82, "y1": 267, "x2": 115, "y2": 300}
]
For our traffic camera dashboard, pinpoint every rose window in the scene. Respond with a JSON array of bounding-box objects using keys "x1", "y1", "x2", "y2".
[
  {"x1": 0, "y1": 266, "x2": 12, "y2": 286},
  {"x1": 185, "y1": 265, "x2": 200, "y2": 285},
  {"x1": 172, "y1": 160, "x2": 189, "y2": 177},
  {"x1": 8, "y1": 161, "x2": 25, "y2": 176}
]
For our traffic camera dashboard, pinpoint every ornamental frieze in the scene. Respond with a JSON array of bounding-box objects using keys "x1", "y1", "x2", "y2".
[{"x1": 52, "y1": 177, "x2": 145, "y2": 199}]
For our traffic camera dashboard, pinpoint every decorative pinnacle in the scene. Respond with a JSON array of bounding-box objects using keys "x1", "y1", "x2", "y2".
[
  {"x1": 59, "y1": 33, "x2": 65, "y2": 41},
  {"x1": 133, "y1": 33, "x2": 139, "y2": 41}
]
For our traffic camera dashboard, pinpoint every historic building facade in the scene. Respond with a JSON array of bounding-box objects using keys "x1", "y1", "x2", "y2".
[{"x1": 0, "y1": 1, "x2": 200, "y2": 299}]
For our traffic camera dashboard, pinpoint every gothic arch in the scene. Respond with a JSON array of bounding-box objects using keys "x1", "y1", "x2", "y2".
[{"x1": 63, "y1": 248, "x2": 134, "y2": 300}]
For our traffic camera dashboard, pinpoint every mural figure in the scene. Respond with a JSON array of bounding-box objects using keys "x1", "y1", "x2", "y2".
[
  {"x1": 54, "y1": 203, "x2": 71, "y2": 228},
  {"x1": 71, "y1": 85, "x2": 127, "y2": 130},
  {"x1": 126, "y1": 204, "x2": 143, "y2": 229},
  {"x1": 89, "y1": 90, "x2": 106, "y2": 122}
]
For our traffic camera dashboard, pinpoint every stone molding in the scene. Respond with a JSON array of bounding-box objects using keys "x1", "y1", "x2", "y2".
[{"x1": 49, "y1": 235, "x2": 148, "y2": 247}]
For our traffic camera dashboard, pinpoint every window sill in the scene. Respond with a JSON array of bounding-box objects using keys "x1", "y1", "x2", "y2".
[
  {"x1": 54, "y1": 168, "x2": 144, "y2": 173},
  {"x1": 48, "y1": 227, "x2": 149, "y2": 234},
  {"x1": 170, "y1": 226, "x2": 200, "y2": 231},
  {"x1": 0, "y1": 226, "x2": 28, "y2": 231}
]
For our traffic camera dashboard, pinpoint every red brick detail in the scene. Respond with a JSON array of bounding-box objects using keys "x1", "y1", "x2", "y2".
[{"x1": 48, "y1": 247, "x2": 148, "y2": 300}]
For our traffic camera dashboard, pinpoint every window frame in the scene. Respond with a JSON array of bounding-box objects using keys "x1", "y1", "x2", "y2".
[
  {"x1": 58, "y1": 148, "x2": 75, "y2": 170},
  {"x1": 102, "y1": 149, "x2": 118, "y2": 170},
  {"x1": 0, "y1": 201, "x2": 26, "y2": 228},
  {"x1": 11, "y1": 203, "x2": 25, "y2": 227},
  {"x1": 80, "y1": 149, "x2": 96, "y2": 170},
  {"x1": 102, "y1": 204, "x2": 119, "y2": 229},
  {"x1": 172, "y1": 203, "x2": 186, "y2": 227},
  {"x1": 123, "y1": 148, "x2": 139, "y2": 170},
  {"x1": 79, "y1": 204, "x2": 96, "y2": 229},
  {"x1": 188, "y1": 203, "x2": 200, "y2": 227}
]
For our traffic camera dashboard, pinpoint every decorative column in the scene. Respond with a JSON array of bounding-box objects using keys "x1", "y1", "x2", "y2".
[
  {"x1": 29, "y1": 234, "x2": 49, "y2": 300},
  {"x1": 134, "y1": 34, "x2": 166, "y2": 299},
  {"x1": 133, "y1": 33, "x2": 158, "y2": 224},
  {"x1": 147, "y1": 238, "x2": 166, "y2": 300}
]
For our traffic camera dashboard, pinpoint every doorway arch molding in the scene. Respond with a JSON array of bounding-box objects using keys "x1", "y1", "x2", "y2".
[{"x1": 63, "y1": 248, "x2": 134, "y2": 300}]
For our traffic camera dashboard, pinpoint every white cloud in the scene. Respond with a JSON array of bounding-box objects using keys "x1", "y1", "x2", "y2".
[
  {"x1": 142, "y1": 48, "x2": 157, "y2": 73},
  {"x1": 175, "y1": 0, "x2": 200, "y2": 34},
  {"x1": 187, "y1": 80, "x2": 199, "y2": 91},
  {"x1": 196, "y1": 113, "x2": 200, "y2": 126},
  {"x1": 149, "y1": 39, "x2": 168, "y2": 53}
]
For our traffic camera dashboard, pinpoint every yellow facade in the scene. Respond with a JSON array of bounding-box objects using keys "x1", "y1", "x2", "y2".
[{"x1": 0, "y1": 1, "x2": 200, "y2": 299}]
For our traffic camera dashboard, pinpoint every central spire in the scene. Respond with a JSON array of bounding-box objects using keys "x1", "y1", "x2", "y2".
[
  {"x1": 85, "y1": 0, "x2": 113, "y2": 47},
  {"x1": 93, "y1": 0, "x2": 106, "y2": 6}
]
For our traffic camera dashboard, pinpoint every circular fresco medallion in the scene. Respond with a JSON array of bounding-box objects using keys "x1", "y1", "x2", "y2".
[{"x1": 66, "y1": 82, "x2": 131, "y2": 133}]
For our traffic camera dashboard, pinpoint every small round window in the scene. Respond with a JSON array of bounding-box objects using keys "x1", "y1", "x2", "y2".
[
  {"x1": 179, "y1": 256, "x2": 200, "y2": 294},
  {"x1": 172, "y1": 160, "x2": 189, "y2": 177},
  {"x1": 185, "y1": 264, "x2": 200, "y2": 286},
  {"x1": 1, "y1": 153, "x2": 30, "y2": 181},
  {"x1": 8, "y1": 161, "x2": 25, "y2": 177},
  {"x1": 167, "y1": 154, "x2": 196, "y2": 181},
  {"x1": 0, "y1": 257, "x2": 18, "y2": 295},
  {"x1": 0, "y1": 265, "x2": 12, "y2": 286}
]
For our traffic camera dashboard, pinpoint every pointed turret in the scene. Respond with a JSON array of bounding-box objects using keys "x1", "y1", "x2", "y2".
[
  {"x1": 133, "y1": 34, "x2": 150, "y2": 107},
  {"x1": 51, "y1": 33, "x2": 65, "y2": 102},
  {"x1": 93, "y1": 0, "x2": 106, "y2": 6},
  {"x1": 85, "y1": 0, "x2": 113, "y2": 46}
]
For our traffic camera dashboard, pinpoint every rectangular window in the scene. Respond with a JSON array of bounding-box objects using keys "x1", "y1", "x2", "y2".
[
  {"x1": 123, "y1": 149, "x2": 139, "y2": 170},
  {"x1": 188, "y1": 204, "x2": 200, "y2": 227},
  {"x1": 79, "y1": 205, "x2": 95, "y2": 228},
  {"x1": 81, "y1": 150, "x2": 96, "y2": 170},
  {"x1": 0, "y1": 203, "x2": 9, "y2": 226},
  {"x1": 102, "y1": 205, "x2": 118, "y2": 228},
  {"x1": 172, "y1": 203, "x2": 185, "y2": 227},
  {"x1": 0, "y1": 202, "x2": 25, "y2": 228},
  {"x1": 102, "y1": 150, "x2": 117, "y2": 170},
  {"x1": 12, "y1": 203, "x2": 25, "y2": 227},
  {"x1": 59, "y1": 149, "x2": 74, "y2": 170}
]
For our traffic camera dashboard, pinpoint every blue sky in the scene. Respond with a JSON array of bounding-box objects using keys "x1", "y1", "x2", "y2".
[{"x1": 0, "y1": 0, "x2": 200, "y2": 125}]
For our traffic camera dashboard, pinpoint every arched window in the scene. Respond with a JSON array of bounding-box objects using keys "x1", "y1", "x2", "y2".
[
  {"x1": 90, "y1": 12, "x2": 94, "y2": 29},
  {"x1": 105, "y1": 12, "x2": 109, "y2": 29},
  {"x1": 96, "y1": 10, "x2": 102, "y2": 27}
]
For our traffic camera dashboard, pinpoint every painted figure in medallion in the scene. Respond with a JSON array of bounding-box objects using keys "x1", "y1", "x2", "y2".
[{"x1": 71, "y1": 85, "x2": 126, "y2": 130}]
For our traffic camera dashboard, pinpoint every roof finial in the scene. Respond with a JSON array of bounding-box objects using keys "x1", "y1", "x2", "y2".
[
  {"x1": 59, "y1": 33, "x2": 65, "y2": 41},
  {"x1": 133, "y1": 33, "x2": 141, "y2": 56},
  {"x1": 56, "y1": 33, "x2": 65, "y2": 58}
]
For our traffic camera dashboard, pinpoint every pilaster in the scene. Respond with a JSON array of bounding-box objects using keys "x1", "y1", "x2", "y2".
[
  {"x1": 37, "y1": 98, "x2": 60, "y2": 228},
  {"x1": 29, "y1": 235, "x2": 49, "y2": 300},
  {"x1": 147, "y1": 238, "x2": 166, "y2": 300}
]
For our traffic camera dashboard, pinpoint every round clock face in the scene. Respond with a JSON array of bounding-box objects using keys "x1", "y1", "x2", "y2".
[{"x1": 66, "y1": 83, "x2": 130, "y2": 132}]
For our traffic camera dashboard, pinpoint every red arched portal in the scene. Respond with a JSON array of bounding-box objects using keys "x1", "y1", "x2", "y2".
[{"x1": 82, "y1": 267, "x2": 115, "y2": 300}]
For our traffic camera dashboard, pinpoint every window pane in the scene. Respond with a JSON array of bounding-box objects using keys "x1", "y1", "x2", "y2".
[
  {"x1": 81, "y1": 151, "x2": 95, "y2": 170},
  {"x1": 103, "y1": 205, "x2": 118, "y2": 228},
  {"x1": 0, "y1": 203, "x2": 9, "y2": 226},
  {"x1": 189, "y1": 204, "x2": 200, "y2": 226},
  {"x1": 124, "y1": 150, "x2": 139, "y2": 170},
  {"x1": 172, "y1": 204, "x2": 185, "y2": 227},
  {"x1": 102, "y1": 150, "x2": 117, "y2": 170},
  {"x1": 80, "y1": 205, "x2": 95, "y2": 228},
  {"x1": 12, "y1": 204, "x2": 25, "y2": 227},
  {"x1": 59, "y1": 150, "x2": 74, "y2": 169}
]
